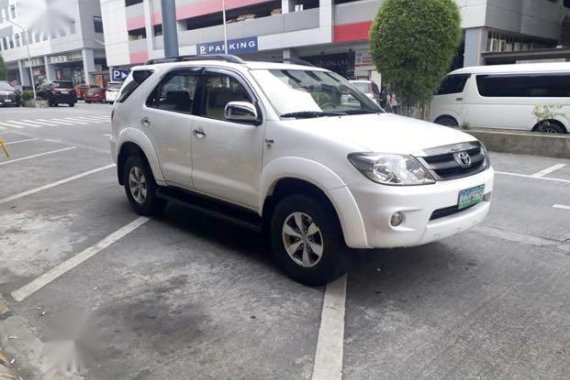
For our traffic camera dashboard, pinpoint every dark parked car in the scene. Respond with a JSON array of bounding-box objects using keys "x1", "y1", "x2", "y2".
[
  {"x1": 84, "y1": 86, "x2": 106, "y2": 103},
  {"x1": 0, "y1": 81, "x2": 21, "y2": 107},
  {"x1": 37, "y1": 80, "x2": 77, "y2": 107}
]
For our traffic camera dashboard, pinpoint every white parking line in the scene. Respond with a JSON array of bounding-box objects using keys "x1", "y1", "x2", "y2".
[
  {"x1": 5, "y1": 138, "x2": 38, "y2": 145},
  {"x1": 312, "y1": 274, "x2": 347, "y2": 380},
  {"x1": 531, "y1": 163, "x2": 567, "y2": 178},
  {"x1": 5, "y1": 120, "x2": 43, "y2": 128},
  {"x1": 19, "y1": 119, "x2": 60, "y2": 127},
  {"x1": 553, "y1": 204, "x2": 570, "y2": 210},
  {"x1": 11, "y1": 217, "x2": 149, "y2": 302},
  {"x1": 0, "y1": 121, "x2": 24, "y2": 128},
  {"x1": 36, "y1": 118, "x2": 75, "y2": 126},
  {"x1": 0, "y1": 146, "x2": 76, "y2": 166},
  {"x1": 0, "y1": 164, "x2": 115, "y2": 205},
  {"x1": 496, "y1": 171, "x2": 570, "y2": 184}
]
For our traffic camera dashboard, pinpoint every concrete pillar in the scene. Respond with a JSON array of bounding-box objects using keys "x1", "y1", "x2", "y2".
[
  {"x1": 283, "y1": 48, "x2": 298, "y2": 61},
  {"x1": 18, "y1": 60, "x2": 31, "y2": 86},
  {"x1": 44, "y1": 56, "x2": 56, "y2": 81},
  {"x1": 82, "y1": 48, "x2": 96, "y2": 85},
  {"x1": 464, "y1": 28, "x2": 488, "y2": 67},
  {"x1": 319, "y1": 0, "x2": 334, "y2": 41},
  {"x1": 281, "y1": 0, "x2": 291, "y2": 14}
]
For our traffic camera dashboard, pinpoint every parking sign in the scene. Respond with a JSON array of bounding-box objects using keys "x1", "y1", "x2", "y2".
[{"x1": 112, "y1": 68, "x2": 130, "y2": 82}]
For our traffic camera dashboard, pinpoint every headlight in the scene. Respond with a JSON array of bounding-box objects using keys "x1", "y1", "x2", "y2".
[{"x1": 348, "y1": 153, "x2": 435, "y2": 186}]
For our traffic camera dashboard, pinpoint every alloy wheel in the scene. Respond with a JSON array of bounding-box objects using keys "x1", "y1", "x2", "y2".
[
  {"x1": 128, "y1": 166, "x2": 147, "y2": 204},
  {"x1": 282, "y1": 212, "x2": 324, "y2": 268}
]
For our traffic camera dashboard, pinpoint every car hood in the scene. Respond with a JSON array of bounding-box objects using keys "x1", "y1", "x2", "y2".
[{"x1": 283, "y1": 113, "x2": 477, "y2": 154}]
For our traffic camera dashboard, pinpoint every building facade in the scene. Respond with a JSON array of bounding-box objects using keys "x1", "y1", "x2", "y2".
[
  {"x1": 0, "y1": 0, "x2": 107, "y2": 87},
  {"x1": 100, "y1": 0, "x2": 570, "y2": 81}
]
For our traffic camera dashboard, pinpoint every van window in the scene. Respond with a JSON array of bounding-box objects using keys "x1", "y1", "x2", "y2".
[
  {"x1": 436, "y1": 74, "x2": 470, "y2": 95},
  {"x1": 476, "y1": 73, "x2": 570, "y2": 98}
]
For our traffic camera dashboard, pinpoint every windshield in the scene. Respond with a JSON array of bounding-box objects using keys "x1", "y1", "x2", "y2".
[
  {"x1": 352, "y1": 82, "x2": 371, "y2": 94},
  {"x1": 54, "y1": 81, "x2": 74, "y2": 88},
  {"x1": 108, "y1": 83, "x2": 122, "y2": 90},
  {"x1": 0, "y1": 81, "x2": 14, "y2": 91},
  {"x1": 251, "y1": 69, "x2": 382, "y2": 118}
]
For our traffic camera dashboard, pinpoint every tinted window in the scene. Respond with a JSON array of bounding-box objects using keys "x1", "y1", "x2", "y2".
[
  {"x1": 201, "y1": 74, "x2": 252, "y2": 121},
  {"x1": 476, "y1": 73, "x2": 570, "y2": 97},
  {"x1": 117, "y1": 70, "x2": 152, "y2": 103},
  {"x1": 147, "y1": 73, "x2": 199, "y2": 114},
  {"x1": 436, "y1": 74, "x2": 470, "y2": 95}
]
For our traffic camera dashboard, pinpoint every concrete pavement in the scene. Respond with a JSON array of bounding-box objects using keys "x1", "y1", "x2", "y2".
[{"x1": 1, "y1": 103, "x2": 569, "y2": 379}]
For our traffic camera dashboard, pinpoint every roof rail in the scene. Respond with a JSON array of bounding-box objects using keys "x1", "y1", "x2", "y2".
[
  {"x1": 145, "y1": 54, "x2": 246, "y2": 65},
  {"x1": 283, "y1": 58, "x2": 315, "y2": 67}
]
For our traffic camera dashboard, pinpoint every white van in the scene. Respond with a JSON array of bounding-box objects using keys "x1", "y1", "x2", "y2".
[{"x1": 430, "y1": 63, "x2": 570, "y2": 133}]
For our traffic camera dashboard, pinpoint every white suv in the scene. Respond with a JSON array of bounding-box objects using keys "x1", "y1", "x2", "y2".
[{"x1": 110, "y1": 55, "x2": 494, "y2": 285}]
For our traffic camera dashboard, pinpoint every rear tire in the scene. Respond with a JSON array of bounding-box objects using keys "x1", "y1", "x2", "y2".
[
  {"x1": 270, "y1": 195, "x2": 349, "y2": 286},
  {"x1": 434, "y1": 116, "x2": 459, "y2": 128},
  {"x1": 69, "y1": 102, "x2": 75, "y2": 107},
  {"x1": 123, "y1": 155, "x2": 166, "y2": 216},
  {"x1": 535, "y1": 121, "x2": 566, "y2": 134}
]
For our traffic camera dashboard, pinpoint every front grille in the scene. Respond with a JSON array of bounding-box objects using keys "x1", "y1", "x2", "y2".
[{"x1": 417, "y1": 142, "x2": 487, "y2": 181}]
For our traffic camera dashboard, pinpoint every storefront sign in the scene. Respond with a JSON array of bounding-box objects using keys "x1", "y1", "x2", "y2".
[
  {"x1": 355, "y1": 50, "x2": 373, "y2": 67},
  {"x1": 23, "y1": 58, "x2": 45, "y2": 68},
  {"x1": 302, "y1": 52, "x2": 356, "y2": 79},
  {"x1": 49, "y1": 52, "x2": 83, "y2": 64},
  {"x1": 197, "y1": 37, "x2": 258, "y2": 56}
]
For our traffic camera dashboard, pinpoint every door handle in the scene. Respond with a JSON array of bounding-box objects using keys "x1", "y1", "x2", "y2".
[
  {"x1": 455, "y1": 97, "x2": 464, "y2": 102},
  {"x1": 141, "y1": 117, "x2": 150, "y2": 127},
  {"x1": 193, "y1": 129, "x2": 206, "y2": 139}
]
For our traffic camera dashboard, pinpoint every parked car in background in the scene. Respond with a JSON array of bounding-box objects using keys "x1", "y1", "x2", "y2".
[
  {"x1": 37, "y1": 80, "x2": 77, "y2": 107},
  {"x1": 111, "y1": 56, "x2": 494, "y2": 285},
  {"x1": 350, "y1": 80, "x2": 382, "y2": 106},
  {"x1": 105, "y1": 82, "x2": 123, "y2": 103},
  {"x1": 84, "y1": 86, "x2": 106, "y2": 103},
  {"x1": 0, "y1": 81, "x2": 21, "y2": 107},
  {"x1": 76, "y1": 84, "x2": 100, "y2": 100},
  {"x1": 430, "y1": 63, "x2": 570, "y2": 133}
]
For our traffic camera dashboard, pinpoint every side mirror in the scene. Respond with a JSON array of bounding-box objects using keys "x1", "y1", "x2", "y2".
[{"x1": 224, "y1": 101, "x2": 258, "y2": 122}]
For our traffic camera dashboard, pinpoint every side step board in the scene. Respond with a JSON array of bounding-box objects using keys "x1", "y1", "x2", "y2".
[{"x1": 156, "y1": 187, "x2": 263, "y2": 232}]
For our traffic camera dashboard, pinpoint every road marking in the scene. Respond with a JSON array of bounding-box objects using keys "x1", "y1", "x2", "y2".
[
  {"x1": 103, "y1": 134, "x2": 111, "y2": 138},
  {"x1": 5, "y1": 138, "x2": 38, "y2": 145},
  {"x1": 531, "y1": 163, "x2": 566, "y2": 178},
  {"x1": 42, "y1": 118, "x2": 77, "y2": 126},
  {"x1": 553, "y1": 204, "x2": 570, "y2": 210},
  {"x1": 5, "y1": 120, "x2": 43, "y2": 128},
  {"x1": 0, "y1": 146, "x2": 76, "y2": 166},
  {"x1": 11, "y1": 217, "x2": 149, "y2": 302},
  {"x1": 61, "y1": 118, "x2": 91, "y2": 124},
  {"x1": 73, "y1": 116, "x2": 108, "y2": 123},
  {"x1": 19, "y1": 119, "x2": 60, "y2": 127},
  {"x1": 496, "y1": 171, "x2": 570, "y2": 184},
  {"x1": 312, "y1": 274, "x2": 347, "y2": 380},
  {"x1": 0, "y1": 164, "x2": 115, "y2": 205},
  {"x1": 0, "y1": 121, "x2": 24, "y2": 129},
  {"x1": 474, "y1": 226, "x2": 570, "y2": 254}
]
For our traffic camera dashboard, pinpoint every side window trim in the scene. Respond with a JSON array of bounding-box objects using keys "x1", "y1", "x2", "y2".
[
  {"x1": 145, "y1": 67, "x2": 203, "y2": 113},
  {"x1": 197, "y1": 67, "x2": 263, "y2": 125}
]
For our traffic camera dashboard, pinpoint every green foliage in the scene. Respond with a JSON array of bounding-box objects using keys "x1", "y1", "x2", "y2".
[
  {"x1": 370, "y1": 0, "x2": 462, "y2": 108},
  {"x1": 21, "y1": 90, "x2": 35, "y2": 102},
  {"x1": 0, "y1": 54, "x2": 7, "y2": 81}
]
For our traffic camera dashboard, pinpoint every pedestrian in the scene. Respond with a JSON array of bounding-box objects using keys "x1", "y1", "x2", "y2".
[
  {"x1": 389, "y1": 93, "x2": 399, "y2": 114},
  {"x1": 379, "y1": 86, "x2": 388, "y2": 109}
]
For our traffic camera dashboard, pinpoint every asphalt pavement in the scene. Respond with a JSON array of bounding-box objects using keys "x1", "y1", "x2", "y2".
[{"x1": 0, "y1": 103, "x2": 569, "y2": 379}]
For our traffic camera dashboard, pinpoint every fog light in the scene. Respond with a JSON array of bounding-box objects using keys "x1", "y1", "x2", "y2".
[{"x1": 390, "y1": 212, "x2": 405, "y2": 227}]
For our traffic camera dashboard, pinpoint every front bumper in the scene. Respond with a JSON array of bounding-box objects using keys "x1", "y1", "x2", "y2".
[{"x1": 346, "y1": 167, "x2": 494, "y2": 249}]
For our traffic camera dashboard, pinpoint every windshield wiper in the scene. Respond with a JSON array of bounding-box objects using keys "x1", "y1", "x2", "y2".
[
  {"x1": 280, "y1": 111, "x2": 340, "y2": 119},
  {"x1": 341, "y1": 109, "x2": 381, "y2": 115}
]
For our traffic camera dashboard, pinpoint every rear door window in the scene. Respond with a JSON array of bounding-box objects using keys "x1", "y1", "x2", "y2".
[
  {"x1": 436, "y1": 74, "x2": 470, "y2": 95},
  {"x1": 476, "y1": 73, "x2": 570, "y2": 97},
  {"x1": 146, "y1": 70, "x2": 200, "y2": 114}
]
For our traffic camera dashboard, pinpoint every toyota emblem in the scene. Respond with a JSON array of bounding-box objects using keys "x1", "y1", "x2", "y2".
[{"x1": 454, "y1": 152, "x2": 472, "y2": 168}]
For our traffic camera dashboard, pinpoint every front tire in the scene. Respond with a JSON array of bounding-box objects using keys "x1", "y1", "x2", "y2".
[
  {"x1": 270, "y1": 195, "x2": 349, "y2": 286},
  {"x1": 123, "y1": 155, "x2": 166, "y2": 216},
  {"x1": 434, "y1": 116, "x2": 459, "y2": 128}
]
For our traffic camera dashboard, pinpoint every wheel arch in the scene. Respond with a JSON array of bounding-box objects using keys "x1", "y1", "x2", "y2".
[
  {"x1": 260, "y1": 157, "x2": 369, "y2": 249},
  {"x1": 532, "y1": 119, "x2": 568, "y2": 133},
  {"x1": 116, "y1": 128, "x2": 165, "y2": 185}
]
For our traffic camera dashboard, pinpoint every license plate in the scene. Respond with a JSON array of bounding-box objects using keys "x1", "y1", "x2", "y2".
[
  {"x1": 60, "y1": 90, "x2": 69, "y2": 94},
  {"x1": 458, "y1": 185, "x2": 485, "y2": 210},
  {"x1": 4, "y1": 99, "x2": 11, "y2": 103}
]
